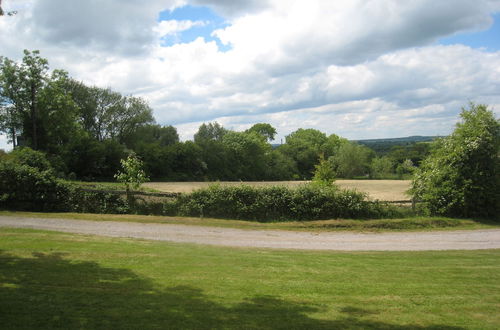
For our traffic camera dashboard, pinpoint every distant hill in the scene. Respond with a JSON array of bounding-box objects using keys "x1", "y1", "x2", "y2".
[
  {"x1": 355, "y1": 136, "x2": 438, "y2": 144},
  {"x1": 355, "y1": 136, "x2": 439, "y2": 155}
]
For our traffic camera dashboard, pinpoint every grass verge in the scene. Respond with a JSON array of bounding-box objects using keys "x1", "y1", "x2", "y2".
[
  {"x1": 0, "y1": 228, "x2": 499, "y2": 329},
  {"x1": 1, "y1": 210, "x2": 498, "y2": 232}
]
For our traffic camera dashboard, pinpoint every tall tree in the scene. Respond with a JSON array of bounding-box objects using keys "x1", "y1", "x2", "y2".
[
  {"x1": 20, "y1": 50, "x2": 49, "y2": 150},
  {"x1": 330, "y1": 142, "x2": 374, "y2": 178},
  {"x1": 67, "y1": 81, "x2": 154, "y2": 142},
  {"x1": 36, "y1": 69, "x2": 79, "y2": 153},
  {"x1": 411, "y1": 103, "x2": 499, "y2": 218},
  {"x1": 279, "y1": 128, "x2": 327, "y2": 179},
  {"x1": 246, "y1": 123, "x2": 277, "y2": 142},
  {"x1": 222, "y1": 131, "x2": 271, "y2": 180},
  {"x1": 0, "y1": 57, "x2": 23, "y2": 147},
  {"x1": 194, "y1": 122, "x2": 228, "y2": 143},
  {"x1": 0, "y1": 50, "x2": 49, "y2": 149}
]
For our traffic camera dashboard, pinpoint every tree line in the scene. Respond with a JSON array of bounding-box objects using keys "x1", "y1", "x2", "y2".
[{"x1": 1, "y1": 50, "x2": 428, "y2": 181}]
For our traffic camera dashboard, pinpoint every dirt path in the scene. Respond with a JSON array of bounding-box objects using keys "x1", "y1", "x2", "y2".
[{"x1": 1, "y1": 216, "x2": 499, "y2": 251}]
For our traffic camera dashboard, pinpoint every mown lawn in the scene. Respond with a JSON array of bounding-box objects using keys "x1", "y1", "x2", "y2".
[{"x1": 1, "y1": 228, "x2": 499, "y2": 329}]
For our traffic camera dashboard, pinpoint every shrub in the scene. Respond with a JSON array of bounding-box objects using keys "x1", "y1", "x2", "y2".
[
  {"x1": 170, "y1": 184, "x2": 395, "y2": 221},
  {"x1": 0, "y1": 158, "x2": 129, "y2": 214},
  {"x1": 9, "y1": 147, "x2": 54, "y2": 172},
  {"x1": 66, "y1": 187, "x2": 129, "y2": 214},
  {"x1": 0, "y1": 160, "x2": 69, "y2": 211},
  {"x1": 411, "y1": 103, "x2": 500, "y2": 219}
]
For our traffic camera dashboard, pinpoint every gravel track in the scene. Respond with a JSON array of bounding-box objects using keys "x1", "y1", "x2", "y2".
[{"x1": 1, "y1": 215, "x2": 499, "y2": 251}]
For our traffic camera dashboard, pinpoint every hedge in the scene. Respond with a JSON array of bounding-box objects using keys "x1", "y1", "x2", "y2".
[{"x1": 167, "y1": 184, "x2": 398, "y2": 221}]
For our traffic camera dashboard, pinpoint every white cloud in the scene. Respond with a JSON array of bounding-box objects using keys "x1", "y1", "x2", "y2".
[
  {"x1": 0, "y1": 0, "x2": 499, "y2": 148},
  {"x1": 154, "y1": 20, "x2": 207, "y2": 41}
]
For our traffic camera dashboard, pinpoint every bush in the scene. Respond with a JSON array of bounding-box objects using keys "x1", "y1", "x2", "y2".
[
  {"x1": 0, "y1": 160, "x2": 69, "y2": 211},
  {"x1": 66, "y1": 187, "x2": 129, "y2": 214},
  {"x1": 411, "y1": 104, "x2": 499, "y2": 219},
  {"x1": 0, "y1": 158, "x2": 129, "y2": 214},
  {"x1": 170, "y1": 184, "x2": 396, "y2": 221},
  {"x1": 9, "y1": 147, "x2": 54, "y2": 172}
]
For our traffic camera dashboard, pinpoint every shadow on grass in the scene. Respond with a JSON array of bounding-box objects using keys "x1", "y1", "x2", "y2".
[{"x1": 0, "y1": 251, "x2": 463, "y2": 329}]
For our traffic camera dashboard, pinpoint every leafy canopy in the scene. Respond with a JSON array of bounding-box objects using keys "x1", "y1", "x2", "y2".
[
  {"x1": 411, "y1": 103, "x2": 499, "y2": 218},
  {"x1": 114, "y1": 154, "x2": 149, "y2": 191}
]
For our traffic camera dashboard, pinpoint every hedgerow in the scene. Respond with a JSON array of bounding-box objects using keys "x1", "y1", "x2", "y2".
[
  {"x1": 168, "y1": 184, "x2": 398, "y2": 221},
  {"x1": 1, "y1": 155, "x2": 400, "y2": 220}
]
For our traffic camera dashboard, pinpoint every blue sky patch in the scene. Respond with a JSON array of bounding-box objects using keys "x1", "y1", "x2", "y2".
[
  {"x1": 439, "y1": 13, "x2": 500, "y2": 51},
  {"x1": 158, "y1": 5, "x2": 231, "y2": 52}
]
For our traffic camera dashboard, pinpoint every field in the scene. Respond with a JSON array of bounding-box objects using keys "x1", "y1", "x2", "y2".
[
  {"x1": 144, "y1": 180, "x2": 412, "y2": 201},
  {"x1": 1, "y1": 228, "x2": 499, "y2": 329}
]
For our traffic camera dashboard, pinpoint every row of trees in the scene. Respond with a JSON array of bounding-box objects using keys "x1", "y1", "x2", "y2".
[
  {"x1": 0, "y1": 50, "x2": 428, "y2": 181},
  {"x1": 0, "y1": 50, "x2": 155, "y2": 178}
]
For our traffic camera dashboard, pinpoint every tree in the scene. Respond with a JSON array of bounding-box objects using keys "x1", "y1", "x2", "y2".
[
  {"x1": 246, "y1": 123, "x2": 277, "y2": 142},
  {"x1": 114, "y1": 154, "x2": 149, "y2": 196},
  {"x1": 330, "y1": 142, "x2": 374, "y2": 178},
  {"x1": 123, "y1": 124, "x2": 179, "y2": 150},
  {"x1": 279, "y1": 128, "x2": 327, "y2": 179},
  {"x1": 370, "y1": 156, "x2": 394, "y2": 179},
  {"x1": 20, "y1": 50, "x2": 49, "y2": 150},
  {"x1": 411, "y1": 103, "x2": 499, "y2": 218},
  {"x1": 0, "y1": 57, "x2": 24, "y2": 147},
  {"x1": 67, "y1": 82, "x2": 154, "y2": 143},
  {"x1": 0, "y1": 50, "x2": 49, "y2": 150},
  {"x1": 194, "y1": 122, "x2": 228, "y2": 143},
  {"x1": 312, "y1": 154, "x2": 336, "y2": 185},
  {"x1": 36, "y1": 70, "x2": 80, "y2": 153},
  {"x1": 222, "y1": 131, "x2": 271, "y2": 180}
]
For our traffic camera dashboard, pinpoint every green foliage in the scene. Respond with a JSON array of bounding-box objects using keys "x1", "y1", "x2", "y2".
[
  {"x1": 280, "y1": 128, "x2": 328, "y2": 179},
  {"x1": 330, "y1": 142, "x2": 374, "y2": 178},
  {"x1": 0, "y1": 160, "x2": 69, "y2": 211},
  {"x1": 395, "y1": 159, "x2": 415, "y2": 179},
  {"x1": 194, "y1": 122, "x2": 228, "y2": 143},
  {"x1": 9, "y1": 147, "x2": 53, "y2": 172},
  {"x1": 245, "y1": 123, "x2": 277, "y2": 141},
  {"x1": 411, "y1": 103, "x2": 500, "y2": 218},
  {"x1": 114, "y1": 154, "x2": 149, "y2": 191},
  {"x1": 264, "y1": 149, "x2": 297, "y2": 180},
  {"x1": 222, "y1": 131, "x2": 271, "y2": 180},
  {"x1": 123, "y1": 124, "x2": 179, "y2": 150},
  {"x1": 0, "y1": 153, "x2": 129, "y2": 214},
  {"x1": 370, "y1": 156, "x2": 394, "y2": 179},
  {"x1": 66, "y1": 188, "x2": 129, "y2": 214},
  {"x1": 170, "y1": 184, "x2": 393, "y2": 221},
  {"x1": 312, "y1": 154, "x2": 336, "y2": 185}
]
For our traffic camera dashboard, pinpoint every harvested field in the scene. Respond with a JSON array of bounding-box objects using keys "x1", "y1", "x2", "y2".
[{"x1": 144, "y1": 180, "x2": 411, "y2": 201}]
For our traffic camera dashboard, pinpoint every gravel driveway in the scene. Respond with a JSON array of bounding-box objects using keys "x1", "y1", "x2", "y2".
[{"x1": 1, "y1": 215, "x2": 499, "y2": 251}]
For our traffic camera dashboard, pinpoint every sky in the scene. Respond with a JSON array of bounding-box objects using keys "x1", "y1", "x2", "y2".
[{"x1": 1, "y1": 0, "x2": 499, "y2": 150}]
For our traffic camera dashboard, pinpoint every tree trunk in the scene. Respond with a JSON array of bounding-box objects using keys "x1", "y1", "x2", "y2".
[
  {"x1": 10, "y1": 127, "x2": 16, "y2": 148},
  {"x1": 30, "y1": 82, "x2": 38, "y2": 150}
]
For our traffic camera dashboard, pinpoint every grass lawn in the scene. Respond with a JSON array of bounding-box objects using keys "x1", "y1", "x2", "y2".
[
  {"x1": 1, "y1": 228, "x2": 499, "y2": 329},
  {"x1": 1, "y1": 210, "x2": 498, "y2": 232}
]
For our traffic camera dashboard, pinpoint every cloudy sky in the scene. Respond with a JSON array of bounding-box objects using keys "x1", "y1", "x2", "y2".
[{"x1": 1, "y1": 0, "x2": 499, "y2": 149}]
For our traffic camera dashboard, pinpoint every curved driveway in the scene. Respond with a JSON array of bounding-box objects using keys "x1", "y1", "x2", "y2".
[{"x1": 1, "y1": 215, "x2": 499, "y2": 251}]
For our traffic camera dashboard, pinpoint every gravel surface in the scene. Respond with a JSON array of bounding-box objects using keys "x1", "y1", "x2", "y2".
[{"x1": 1, "y1": 215, "x2": 499, "y2": 251}]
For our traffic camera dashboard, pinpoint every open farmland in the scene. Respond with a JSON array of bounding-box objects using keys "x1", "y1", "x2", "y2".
[{"x1": 144, "y1": 180, "x2": 411, "y2": 201}]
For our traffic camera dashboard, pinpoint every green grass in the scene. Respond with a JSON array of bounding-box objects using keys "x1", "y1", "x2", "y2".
[
  {"x1": 1, "y1": 210, "x2": 498, "y2": 232},
  {"x1": 0, "y1": 228, "x2": 499, "y2": 329}
]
